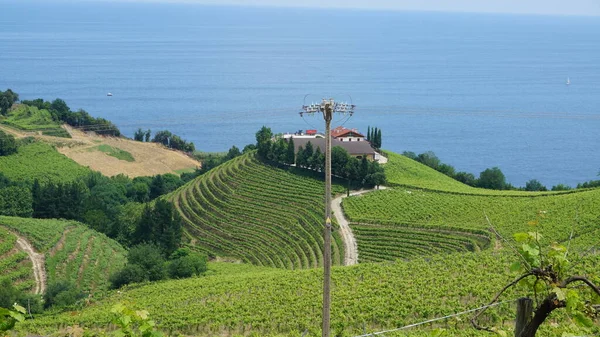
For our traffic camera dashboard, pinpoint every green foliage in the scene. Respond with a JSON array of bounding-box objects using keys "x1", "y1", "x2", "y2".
[
  {"x1": 1, "y1": 104, "x2": 70, "y2": 137},
  {"x1": 255, "y1": 125, "x2": 273, "y2": 159},
  {"x1": 151, "y1": 130, "x2": 195, "y2": 152},
  {"x1": 127, "y1": 243, "x2": 167, "y2": 282},
  {"x1": 0, "y1": 89, "x2": 19, "y2": 116},
  {"x1": 89, "y1": 144, "x2": 135, "y2": 162},
  {"x1": 524, "y1": 179, "x2": 547, "y2": 192},
  {"x1": 110, "y1": 303, "x2": 163, "y2": 337},
  {"x1": 0, "y1": 130, "x2": 18, "y2": 156},
  {"x1": 477, "y1": 167, "x2": 507, "y2": 190},
  {"x1": 44, "y1": 280, "x2": 85, "y2": 309},
  {"x1": 167, "y1": 249, "x2": 207, "y2": 279},
  {"x1": 0, "y1": 185, "x2": 33, "y2": 217},
  {"x1": 0, "y1": 142, "x2": 90, "y2": 183},
  {"x1": 109, "y1": 264, "x2": 147, "y2": 289},
  {"x1": 0, "y1": 303, "x2": 25, "y2": 332}
]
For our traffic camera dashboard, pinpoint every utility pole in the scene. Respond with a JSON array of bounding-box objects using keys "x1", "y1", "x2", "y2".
[{"x1": 301, "y1": 98, "x2": 355, "y2": 337}]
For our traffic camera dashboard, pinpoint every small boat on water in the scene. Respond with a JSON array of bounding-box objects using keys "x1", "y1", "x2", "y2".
[
  {"x1": 107, "y1": 92, "x2": 113, "y2": 96},
  {"x1": 566, "y1": 77, "x2": 570, "y2": 85}
]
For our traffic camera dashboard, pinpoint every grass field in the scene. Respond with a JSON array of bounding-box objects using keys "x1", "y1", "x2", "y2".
[
  {"x1": 0, "y1": 216, "x2": 127, "y2": 293},
  {"x1": 1, "y1": 104, "x2": 70, "y2": 138},
  {"x1": 86, "y1": 144, "x2": 135, "y2": 162},
  {"x1": 170, "y1": 153, "x2": 346, "y2": 269},
  {"x1": 0, "y1": 141, "x2": 91, "y2": 183}
]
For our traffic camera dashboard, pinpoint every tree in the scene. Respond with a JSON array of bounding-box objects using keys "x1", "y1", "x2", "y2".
[
  {"x1": 144, "y1": 129, "x2": 151, "y2": 142},
  {"x1": 134, "y1": 128, "x2": 145, "y2": 141},
  {"x1": 225, "y1": 145, "x2": 241, "y2": 161},
  {"x1": 455, "y1": 171, "x2": 477, "y2": 186},
  {"x1": 310, "y1": 147, "x2": 324, "y2": 172},
  {"x1": 296, "y1": 146, "x2": 307, "y2": 168},
  {"x1": 255, "y1": 126, "x2": 273, "y2": 159},
  {"x1": 473, "y1": 216, "x2": 600, "y2": 337},
  {"x1": 417, "y1": 151, "x2": 441, "y2": 170},
  {"x1": 524, "y1": 179, "x2": 547, "y2": 192},
  {"x1": 0, "y1": 131, "x2": 17, "y2": 156},
  {"x1": 551, "y1": 184, "x2": 571, "y2": 191},
  {"x1": 477, "y1": 167, "x2": 507, "y2": 190},
  {"x1": 367, "y1": 126, "x2": 371, "y2": 142},
  {"x1": 127, "y1": 243, "x2": 167, "y2": 281},
  {"x1": 375, "y1": 128, "x2": 382, "y2": 148},
  {"x1": 303, "y1": 142, "x2": 314, "y2": 169},
  {"x1": 331, "y1": 146, "x2": 350, "y2": 176},
  {"x1": 286, "y1": 138, "x2": 296, "y2": 165}
]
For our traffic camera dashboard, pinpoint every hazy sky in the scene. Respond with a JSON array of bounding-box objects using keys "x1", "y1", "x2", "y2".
[{"x1": 56, "y1": 0, "x2": 600, "y2": 16}]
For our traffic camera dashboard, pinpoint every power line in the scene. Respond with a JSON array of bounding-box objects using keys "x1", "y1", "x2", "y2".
[{"x1": 352, "y1": 299, "x2": 517, "y2": 337}]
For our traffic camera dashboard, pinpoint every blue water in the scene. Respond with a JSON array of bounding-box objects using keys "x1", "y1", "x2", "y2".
[{"x1": 1, "y1": 2, "x2": 599, "y2": 187}]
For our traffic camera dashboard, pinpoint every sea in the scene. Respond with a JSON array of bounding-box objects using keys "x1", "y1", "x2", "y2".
[{"x1": 0, "y1": 2, "x2": 599, "y2": 187}]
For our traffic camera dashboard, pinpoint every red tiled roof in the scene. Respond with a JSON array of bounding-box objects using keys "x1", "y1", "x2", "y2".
[{"x1": 331, "y1": 126, "x2": 364, "y2": 138}]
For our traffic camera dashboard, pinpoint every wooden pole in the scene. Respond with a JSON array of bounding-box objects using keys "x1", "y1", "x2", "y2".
[
  {"x1": 515, "y1": 297, "x2": 533, "y2": 337},
  {"x1": 322, "y1": 102, "x2": 332, "y2": 337}
]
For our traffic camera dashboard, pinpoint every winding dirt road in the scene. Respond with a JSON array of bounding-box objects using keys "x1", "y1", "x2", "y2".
[
  {"x1": 11, "y1": 231, "x2": 47, "y2": 294},
  {"x1": 332, "y1": 187, "x2": 386, "y2": 266}
]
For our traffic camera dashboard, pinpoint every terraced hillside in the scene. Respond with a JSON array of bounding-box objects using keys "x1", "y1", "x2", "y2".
[
  {"x1": 0, "y1": 226, "x2": 34, "y2": 291},
  {"x1": 170, "y1": 153, "x2": 345, "y2": 269},
  {"x1": 17, "y1": 251, "x2": 600, "y2": 337},
  {"x1": 0, "y1": 141, "x2": 90, "y2": 183},
  {"x1": 0, "y1": 216, "x2": 127, "y2": 292},
  {"x1": 343, "y1": 181, "x2": 600, "y2": 263}
]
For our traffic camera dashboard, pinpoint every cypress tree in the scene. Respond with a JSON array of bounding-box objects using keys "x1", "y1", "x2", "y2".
[
  {"x1": 286, "y1": 138, "x2": 296, "y2": 165},
  {"x1": 367, "y1": 126, "x2": 371, "y2": 142}
]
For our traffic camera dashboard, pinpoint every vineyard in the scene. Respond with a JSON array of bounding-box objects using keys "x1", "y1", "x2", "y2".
[
  {"x1": 0, "y1": 216, "x2": 126, "y2": 292},
  {"x1": 351, "y1": 223, "x2": 490, "y2": 262},
  {"x1": 342, "y1": 187, "x2": 600, "y2": 251},
  {"x1": 1, "y1": 104, "x2": 70, "y2": 137},
  {"x1": 0, "y1": 142, "x2": 90, "y2": 183},
  {"x1": 16, "y1": 250, "x2": 600, "y2": 336},
  {"x1": 0, "y1": 226, "x2": 34, "y2": 292},
  {"x1": 169, "y1": 153, "x2": 345, "y2": 269}
]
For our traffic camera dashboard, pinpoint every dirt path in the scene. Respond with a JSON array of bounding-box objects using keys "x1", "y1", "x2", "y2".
[
  {"x1": 332, "y1": 186, "x2": 387, "y2": 266},
  {"x1": 13, "y1": 233, "x2": 47, "y2": 295}
]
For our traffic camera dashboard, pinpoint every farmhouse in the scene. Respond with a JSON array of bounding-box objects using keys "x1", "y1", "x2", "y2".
[
  {"x1": 292, "y1": 137, "x2": 377, "y2": 161},
  {"x1": 331, "y1": 126, "x2": 365, "y2": 142}
]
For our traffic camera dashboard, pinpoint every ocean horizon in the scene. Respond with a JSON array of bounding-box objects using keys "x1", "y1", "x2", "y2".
[{"x1": 1, "y1": 2, "x2": 598, "y2": 187}]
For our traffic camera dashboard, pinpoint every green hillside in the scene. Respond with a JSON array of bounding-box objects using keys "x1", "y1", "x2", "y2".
[
  {"x1": 17, "y1": 251, "x2": 600, "y2": 337},
  {"x1": 1, "y1": 104, "x2": 70, "y2": 137},
  {"x1": 0, "y1": 216, "x2": 127, "y2": 292},
  {"x1": 0, "y1": 141, "x2": 90, "y2": 183},
  {"x1": 383, "y1": 151, "x2": 567, "y2": 196},
  {"x1": 0, "y1": 226, "x2": 34, "y2": 291},
  {"x1": 170, "y1": 153, "x2": 345, "y2": 269}
]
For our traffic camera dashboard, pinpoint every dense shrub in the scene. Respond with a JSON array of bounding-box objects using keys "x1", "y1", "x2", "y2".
[
  {"x1": 109, "y1": 264, "x2": 147, "y2": 289},
  {"x1": 0, "y1": 131, "x2": 18, "y2": 156},
  {"x1": 167, "y1": 249, "x2": 207, "y2": 279},
  {"x1": 43, "y1": 281, "x2": 84, "y2": 309}
]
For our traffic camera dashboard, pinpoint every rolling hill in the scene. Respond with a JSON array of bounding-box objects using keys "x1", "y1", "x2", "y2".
[
  {"x1": 7, "y1": 149, "x2": 600, "y2": 337},
  {"x1": 0, "y1": 216, "x2": 127, "y2": 293},
  {"x1": 170, "y1": 153, "x2": 346, "y2": 269}
]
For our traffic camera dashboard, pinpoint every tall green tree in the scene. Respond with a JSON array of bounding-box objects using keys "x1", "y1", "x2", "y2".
[
  {"x1": 255, "y1": 126, "x2": 273, "y2": 159},
  {"x1": 477, "y1": 167, "x2": 507, "y2": 190},
  {"x1": 0, "y1": 131, "x2": 17, "y2": 156},
  {"x1": 286, "y1": 138, "x2": 296, "y2": 165}
]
